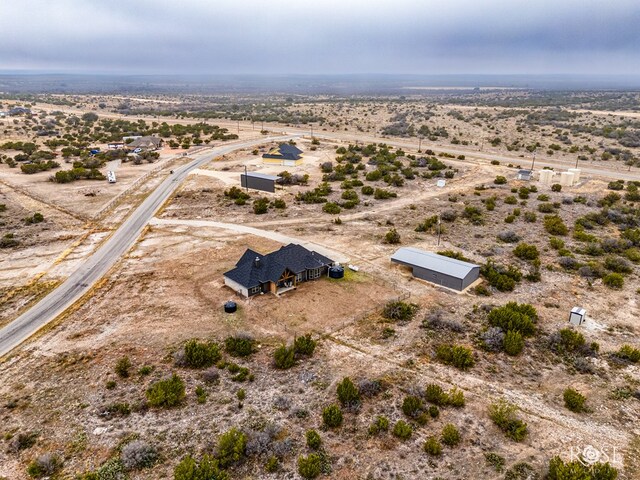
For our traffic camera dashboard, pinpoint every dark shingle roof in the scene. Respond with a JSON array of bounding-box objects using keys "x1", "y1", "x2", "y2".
[
  {"x1": 263, "y1": 143, "x2": 303, "y2": 161},
  {"x1": 224, "y1": 244, "x2": 333, "y2": 289}
]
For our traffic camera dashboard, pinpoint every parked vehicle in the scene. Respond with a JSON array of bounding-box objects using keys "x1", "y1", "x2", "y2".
[{"x1": 107, "y1": 171, "x2": 117, "y2": 184}]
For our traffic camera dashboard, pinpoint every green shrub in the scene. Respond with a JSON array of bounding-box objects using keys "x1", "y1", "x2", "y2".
[
  {"x1": 146, "y1": 374, "x2": 185, "y2": 408},
  {"x1": 216, "y1": 428, "x2": 246, "y2": 468},
  {"x1": 382, "y1": 301, "x2": 419, "y2": 322},
  {"x1": 484, "y1": 452, "x2": 506, "y2": 472},
  {"x1": 481, "y1": 261, "x2": 522, "y2": 291},
  {"x1": 264, "y1": 455, "x2": 279, "y2": 473},
  {"x1": 294, "y1": 334, "x2": 317, "y2": 356},
  {"x1": 428, "y1": 405, "x2": 440, "y2": 418},
  {"x1": 274, "y1": 344, "x2": 296, "y2": 369},
  {"x1": 504, "y1": 462, "x2": 538, "y2": 480},
  {"x1": 563, "y1": 388, "x2": 587, "y2": 413},
  {"x1": 441, "y1": 424, "x2": 461, "y2": 446},
  {"x1": 524, "y1": 211, "x2": 537, "y2": 223},
  {"x1": 322, "y1": 404, "x2": 343, "y2": 428},
  {"x1": 447, "y1": 387, "x2": 466, "y2": 407},
  {"x1": 392, "y1": 420, "x2": 412, "y2": 440},
  {"x1": 224, "y1": 335, "x2": 255, "y2": 357},
  {"x1": 616, "y1": 344, "x2": 640, "y2": 363},
  {"x1": 174, "y1": 454, "x2": 228, "y2": 480},
  {"x1": 368, "y1": 415, "x2": 390, "y2": 435},
  {"x1": 322, "y1": 202, "x2": 341, "y2": 214},
  {"x1": 538, "y1": 202, "x2": 556, "y2": 213},
  {"x1": 488, "y1": 399, "x2": 528, "y2": 442},
  {"x1": 603, "y1": 273, "x2": 624, "y2": 289},
  {"x1": 544, "y1": 215, "x2": 568, "y2": 235},
  {"x1": 551, "y1": 183, "x2": 562, "y2": 192},
  {"x1": 184, "y1": 339, "x2": 221, "y2": 368},
  {"x1": 423, "y1": 436, "x2": 442, "y2": 456},
  {"x1": 297, "y1": 453, "x2": 323, "y2": 479},
  {"x1": 401, "y1": 395, "x2": 424, "y2": 419},
  {"x1": 383, "y1": 228, "x2": 401, "y2": 244},
  {"x1": 306, "y1": 429, "x2": 322, "y2": 450},
  {"x1": 550, "y1": 237, "x2": 565, "y2": 250},
  {"x1": 504, "y1": 330, "x2": 525, "y2": 356},
  {"x1": 115, "y1": 356, "x2": 132, "y2": 378},
  {"x1": 374, "y1": 188, "x2": 397, "y2": 199},
  {"x1": 436, "y1": 344, "x2": 475, "y2": 370},
  {"x1": 547, "y1": 456, "x2": 618, "y2": 480},
  {"x1": 425, "y1": 384, "x2": 447, "y2": 405},
  {"x1": 487, "y1": 302, "x2": 538, "y2": 337},
  {"x1": 554, "y1": 328, "x2": 585, "y2": 353},
  {"x1": 513, "y1": 243, "x2": 539, "y2": 261},
  {"x1": 273, "y1": 199, "x2": 286, "y2": 209},
  {"x1": 27, "y1": 453, "x2": 62, "y2": 478},
  {"x1": 253, "y1": 197, "x2": 269, "y2": 214},
  {"x1": 337, "y1": 377, "x2": 361, "y2": 408},
  {"x1": 505, "y1": 195, "x2": 518, "y2": 205},
  {"x1": 361, "y1": 185, "x2": 374, "y2": 195},
  {"x1": 494, "y1": 176, "x2": 507, "y2": 185}
]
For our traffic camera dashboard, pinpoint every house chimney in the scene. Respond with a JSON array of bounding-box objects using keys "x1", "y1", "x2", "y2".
[{"x1": 254, "y1": 256, "x2": 261, "y2": 267}]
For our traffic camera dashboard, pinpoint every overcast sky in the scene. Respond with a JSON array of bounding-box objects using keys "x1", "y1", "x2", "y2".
[{"x1": 1, "y1": 0, "x2": 639, "y2": 75}]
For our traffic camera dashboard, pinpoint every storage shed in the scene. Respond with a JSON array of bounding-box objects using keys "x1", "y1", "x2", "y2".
[
  {"x1": 240, "y1": 172, "x2": 279, "y2": 193},
  {"x1": 391, "y1": 247, "x2": 480, "y2": 291}
]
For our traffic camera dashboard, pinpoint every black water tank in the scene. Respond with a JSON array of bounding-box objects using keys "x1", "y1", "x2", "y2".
[
  {"x1": 224, "y1": 301, "x2": 237, "y2": 313},
  {"x1": 328, "y1": 265, "x2": 344, "y2": 279}
]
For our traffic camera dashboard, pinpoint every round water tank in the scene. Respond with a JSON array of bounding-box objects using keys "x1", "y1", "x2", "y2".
[
  {"x1": 224, "y1": 301, "x2": 237, "y2": 313},
  {"x1": 328, "y1": 265, "x2": 345, "y2": 279}
]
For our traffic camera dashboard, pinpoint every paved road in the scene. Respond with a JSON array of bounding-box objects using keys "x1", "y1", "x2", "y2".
[{"x1": 0, "y1": 136, "x2": 291, "y2": 358}]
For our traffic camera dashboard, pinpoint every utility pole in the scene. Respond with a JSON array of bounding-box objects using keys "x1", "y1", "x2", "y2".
[
  {"x1": 437, "y1": 215, "x2": 442, "y2": 246},
  {"x1": 244, "y1": 165, "x2": 249, "y2": 192},
  {"x1": 530, "y1": 152, "x2": 536, "y2": 171},
  {"x1": 418, "y1": 136, "x2": 422, "y2": 153}
]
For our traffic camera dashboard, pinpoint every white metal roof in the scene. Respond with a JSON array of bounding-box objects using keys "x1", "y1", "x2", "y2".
[
  {"x1": 391, "y1": 247, "x2": 479, "y2": 279},
  {"x1": 242, "y1": 172, "x2": 279, "y2": 181}
]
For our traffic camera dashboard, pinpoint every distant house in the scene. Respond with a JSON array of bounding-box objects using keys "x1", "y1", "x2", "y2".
[
  {"x1": 8, "y1": 107, "x2": 31, "y2": 116},
  {"x1": 0, "y1": 112, "x2": 6, "y2": 118},
  {"x1": 262, "y1": 143, "x2": 303, "y2": 166},
  {"x1": 127, "y1": 136, "x2": 163, "y2": 151},
  {"x1": 391, "y1": 247, "x2": 480, "y2": 291},
  {"x1": 108, "y1": 142, "x2": 125, "y2": 150},
  {"x1": 224, "y1": 244, "x2": 334, "y2": 297}
]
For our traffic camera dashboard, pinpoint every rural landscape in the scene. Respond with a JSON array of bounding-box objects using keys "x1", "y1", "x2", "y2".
[
  {"x1": 1, "y1": 1, "x2": 640, "y2": 479},
  {"x1": 0, "y1": 84, "x2": 639, "y2": 480}
]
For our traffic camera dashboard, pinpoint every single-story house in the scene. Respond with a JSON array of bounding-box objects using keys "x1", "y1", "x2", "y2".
[
  {"x1": 262, "y1": 143, "x2": 303, "y2": 166},
  {"x1": 127, "y1": 136, "x2": 163, "y2": 151},
  {"x1": 8, "y1": 107, "x2": 31, "y2": 116},
  {"x1": 108, "y1": 142, "x2": 125, "y2": 150},
  {"x1": 391, "y1": 247, "x2": 480, "y2": 291},
  {"x1": 224, "y1": 243, "x2": 334, "y2": 297}
]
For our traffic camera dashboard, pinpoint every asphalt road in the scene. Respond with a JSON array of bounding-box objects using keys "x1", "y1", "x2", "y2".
[{"x1": 0, "y1": 136, "x2": 291, "y2": 358}]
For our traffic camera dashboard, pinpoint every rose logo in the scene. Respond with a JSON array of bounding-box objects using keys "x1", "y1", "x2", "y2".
[{"x1": 581, "y1": 445, "x2": 601, "y2": 465}]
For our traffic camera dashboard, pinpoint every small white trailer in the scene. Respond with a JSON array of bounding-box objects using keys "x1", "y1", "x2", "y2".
[{"x1": 107, "y1": 171, "x2": 117, "y2": 184}]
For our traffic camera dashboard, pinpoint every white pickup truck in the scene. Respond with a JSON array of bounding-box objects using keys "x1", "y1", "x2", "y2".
[{"x1": 107, "y1": 171, "x2": 117, "y2": 184}]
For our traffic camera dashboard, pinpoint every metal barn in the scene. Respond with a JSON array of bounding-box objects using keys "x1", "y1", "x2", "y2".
[
  {"x1": 240, "y1": 172, "x2": 279, "y2": 193},
  {"x1": 391, "y1": 247, "x2": 480, "y2": 291}
]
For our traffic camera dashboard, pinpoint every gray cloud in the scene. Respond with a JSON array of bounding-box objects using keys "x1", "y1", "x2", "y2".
[{"x1": 1, "y1": 0, "x2": 639, "y2": 74}]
